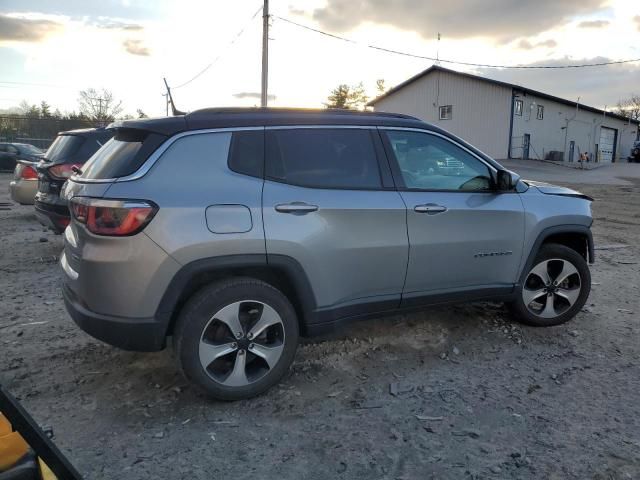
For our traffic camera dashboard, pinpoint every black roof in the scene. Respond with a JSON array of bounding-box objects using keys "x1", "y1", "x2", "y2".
[
  {"x1": 109, "y1": 108, "x2": 426, "y2": 136},
  {"x1": 368, "y1": 66, "x2": 640, "y2": 125}
]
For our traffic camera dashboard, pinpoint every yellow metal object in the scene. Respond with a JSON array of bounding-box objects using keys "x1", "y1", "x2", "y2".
[
  {"x1": 39, "y1": 458, "x2": 58, "y2": 480},
  {"x1": 0, "y1": 413, "x2": 30, "y2": 471}
]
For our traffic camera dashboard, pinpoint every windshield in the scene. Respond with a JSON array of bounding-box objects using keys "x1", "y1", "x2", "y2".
[{"x1": 44, "y1": 135, "x2": 84, "y2": 162}]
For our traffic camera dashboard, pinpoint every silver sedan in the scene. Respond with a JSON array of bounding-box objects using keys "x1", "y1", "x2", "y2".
[{"x1": 9, "y1": 160, "x2": 39, "y2": 205}]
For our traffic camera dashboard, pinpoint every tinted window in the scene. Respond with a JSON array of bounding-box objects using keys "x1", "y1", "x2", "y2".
[
  {"x1": 266, "y1": 128, "x2": 381, "y2": 189},
  {"x1": 45, "y1": 135, "x2": 84, "y2": 162},
  {"x1": 16, "y1": 144, "x2": 43, "y2": 154},
  {"x1": 228, "y1": 130, "x2": 264, "y2": 178},
  {"x1": 386, "y1": 131, "x2": 492, "y2": 191}
]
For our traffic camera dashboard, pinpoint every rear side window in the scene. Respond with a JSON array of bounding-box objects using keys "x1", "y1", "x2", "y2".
[
  {"x1": 80, "y1": 130, "x2": 166, "y2": 180},
  {"x1": 266, "y1": 128, "x2": 381, "y2": 189},
  {"x1": 45, "y1": 135, "x2": 84, "y2": 162},
  {"x1": 228, "y1": 130, "x2": 264, "y2": 178}
]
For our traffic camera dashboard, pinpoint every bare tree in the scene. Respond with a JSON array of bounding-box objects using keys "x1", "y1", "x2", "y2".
[
  {"x1": 615, "y1": 94, "x2": 640, "y2": 121},
  {"x1": 78, "y1": 88, "x2": 123, "y2": 122}
]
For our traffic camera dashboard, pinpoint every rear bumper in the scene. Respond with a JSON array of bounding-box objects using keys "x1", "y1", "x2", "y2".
[
  {"x1": 9, "y1": 180, "x2": 37, "y2": 205},
  {"x1": 34, "y1": 200, "x2": 69, "y2": 233},
  {"x1": 62, "y1": 283, "x2": 166, "y2": 352}
]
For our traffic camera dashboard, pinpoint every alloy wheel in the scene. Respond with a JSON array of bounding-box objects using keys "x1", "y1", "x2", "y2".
[
  {"x1": 522, "y1": 258, "x2": 582, "y2": 319},
  {"x1": 198, "y1": 300, "x2": 285, "y2": 387}
]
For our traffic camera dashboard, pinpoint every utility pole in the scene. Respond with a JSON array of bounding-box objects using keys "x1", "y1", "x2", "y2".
[
  {"x1": 261, "y1": 0, "x2": 269, "y2": 107},
  {"x1": 162, "y1": 93, "x2": 169, "y2": 116},
  {"x1": 88, "y1": 96, "x2": 105, "y2": 125}
]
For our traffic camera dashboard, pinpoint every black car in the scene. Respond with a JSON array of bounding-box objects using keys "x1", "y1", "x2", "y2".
[
  {"x1": 629, "y1": 141, "x2": 640, "y2": 163},
  {"x1": 0, "y1": 143, "x2": 44, "y2": 171},
  {"x1": 35, "y1": 128, "x2": 113, "y2": 233}
]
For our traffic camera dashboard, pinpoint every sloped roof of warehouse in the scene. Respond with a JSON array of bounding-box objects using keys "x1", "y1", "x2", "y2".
[{"x1": 368, "y1": 65, "x2": 640, "y2": 125}]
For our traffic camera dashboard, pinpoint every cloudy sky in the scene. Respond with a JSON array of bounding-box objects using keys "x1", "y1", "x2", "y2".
[{"x1": 1, "y1": 0, "x2": 639, "y2": 116}]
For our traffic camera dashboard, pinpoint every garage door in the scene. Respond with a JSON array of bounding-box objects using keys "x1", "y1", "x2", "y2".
[{"x1": 599, "y1": 127, "x2": 616, "y2": 163}]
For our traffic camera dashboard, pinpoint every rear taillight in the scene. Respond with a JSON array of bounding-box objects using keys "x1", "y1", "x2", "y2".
[
  {"x1": 70, "y1": 197, "x2": 158, "y2": 236},
  {"x1": 49, "y1": 163, "x2": 83, "y2": 180},
  {"x1": 15, "y1": 164, "x2": 38, "y2": 180}
]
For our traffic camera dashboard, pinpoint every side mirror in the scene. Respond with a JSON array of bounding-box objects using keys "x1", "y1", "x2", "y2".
[{"x1": 496, "y1": 169, "x2": 520, "y2": 191}]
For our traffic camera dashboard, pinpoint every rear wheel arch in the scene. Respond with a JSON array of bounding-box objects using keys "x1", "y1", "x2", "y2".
[{"x1": 156, "y1": 255, "x2": 316, "y2": 338}]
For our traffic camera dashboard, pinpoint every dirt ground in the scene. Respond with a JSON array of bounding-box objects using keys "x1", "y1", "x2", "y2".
[{"x1": 1, "y1": 169, "x2": 639, "y2": 480}]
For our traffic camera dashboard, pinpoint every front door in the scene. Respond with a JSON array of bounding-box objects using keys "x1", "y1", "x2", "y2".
[
  {"x1": 262, "y1": 127, "x2": 409, "y2": 314},
  {"x1": 380, "y1": 129, "x2": 525, "y2": 305},
  {"x1": 523, "y1": 134, "x2": 530, "y2": 159},
  {"x1": 569, "y1": 141, "x2": 575, "y2": 162}
]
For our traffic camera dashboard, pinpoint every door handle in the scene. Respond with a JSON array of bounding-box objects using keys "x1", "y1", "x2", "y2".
[
  {"x1": 414, "y1": 204, "x2": 447, "y2": 214},
  {"x1": 275, "y1": 202, "x2": 319, "y2": 214}
]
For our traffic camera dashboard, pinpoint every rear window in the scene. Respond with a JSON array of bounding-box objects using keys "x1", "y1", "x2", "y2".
[
  {"x1": 265, "y1": 128, "x2": 382, "y2": 189},
  {"x1": 228, "y1": 130, "x2": 264, "y2": 178},
  {"x1": 45, "y1": 135, "x2": 84, "y2": 162},
  {"x1": 80, "y1": 130, "x2": 165, "y2": 180}
]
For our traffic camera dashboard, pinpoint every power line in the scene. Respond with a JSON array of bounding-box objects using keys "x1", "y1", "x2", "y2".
[
  {"x1": 0, "y1": 80, "x2": 72, "y2": 88},
  {"x1": 274, "y1": 15, "x2": 640, "y2": 70},
  {"x1": 171, "y1": 5, "x2": 263, "y2": 90}
]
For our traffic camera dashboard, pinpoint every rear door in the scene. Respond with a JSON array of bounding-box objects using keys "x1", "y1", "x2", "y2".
[
  {"x1": 380, "y1": 128, "x2": 525, "y2": 305},
  {"x1": 262, "y1": 127, "x2": 408, "y2": 316}
]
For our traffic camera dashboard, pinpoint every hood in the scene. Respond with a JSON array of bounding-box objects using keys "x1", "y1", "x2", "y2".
[{"x1": 525, "y1": 180, "x2": 593, "y2": 201}]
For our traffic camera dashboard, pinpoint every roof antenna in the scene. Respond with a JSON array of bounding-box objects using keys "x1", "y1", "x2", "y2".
[{"x1": 163, "y1": 77, "x2": 185, "y2": 116}]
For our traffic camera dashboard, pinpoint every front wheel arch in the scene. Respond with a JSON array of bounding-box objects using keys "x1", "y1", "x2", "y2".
[{"x1": 518, "y1": 225, "x2": 594, "y2": 286}]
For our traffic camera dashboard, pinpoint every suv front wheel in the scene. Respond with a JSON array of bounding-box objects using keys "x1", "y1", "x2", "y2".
[
  {"x1": 510, "y1": 244, "x2": 591, "y2": 327},
  {"x1": 174, "y1": 278, "x2": 299, "y2": 400}
]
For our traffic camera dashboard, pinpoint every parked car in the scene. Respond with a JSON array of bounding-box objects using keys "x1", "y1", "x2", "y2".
[
  {"x1": 629, "y1": 140, "x2": 640, "y2": 163},
  {"x1": 0, "y1": 143, "x2": 44, "y2": 172},
  {"x1": 9, "y1": 160, "x2": 39, "y2": 205},
  {"x1": 35, "y1": 128, "x2": 113, "y2": 233},
  {"x1": 60, "y1": 108, "x2": 594, "y2": 400}
]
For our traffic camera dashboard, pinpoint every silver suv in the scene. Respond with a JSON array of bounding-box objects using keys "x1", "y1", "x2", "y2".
[{"x1": 61, "y1": 108, "x2": 594, "y2": 400}]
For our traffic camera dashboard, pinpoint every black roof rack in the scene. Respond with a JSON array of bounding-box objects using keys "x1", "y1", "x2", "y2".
[
  {"x1": 187, "y1": 107, "x2": 419, "y2": 121},
  {"x1": 110, "y1": 107, "x2": 426, "y2": 136}
]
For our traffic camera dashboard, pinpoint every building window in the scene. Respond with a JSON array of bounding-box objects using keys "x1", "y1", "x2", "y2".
[
  {"x1": 537, "y1": 105, "x2": 544, "y2": 120},
  {"x1": 439, "y1": 105, "x2": 453, "y2": 120},
  {"x1": 514, "y1": 99, "x2": 523, "y2": 116}
]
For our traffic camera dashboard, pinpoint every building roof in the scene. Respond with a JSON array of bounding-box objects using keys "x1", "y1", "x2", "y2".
[
  {"x1": 368, "y1": 65, "x2": 640, "y2": 125},
  {"x1": 110, "y1": 108, "x2": 425, "y2": 136}
]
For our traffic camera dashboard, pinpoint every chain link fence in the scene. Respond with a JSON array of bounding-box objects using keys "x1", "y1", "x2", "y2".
[{"x1": 0, "y1": 116, "x2": 106, "y2": 150}]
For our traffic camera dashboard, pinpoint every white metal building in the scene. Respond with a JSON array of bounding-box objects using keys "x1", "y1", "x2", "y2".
[{"x1": 369, "y1": 66, "x2": 640, "y2": 163}]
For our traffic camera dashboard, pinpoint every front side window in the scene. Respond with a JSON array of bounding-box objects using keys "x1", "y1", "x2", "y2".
[
  {"x1": 385, "y1": 130, "x2": 492, "y2": 191},
  {"x1": 537, "y1": 105, "x2": 544, "y2": 120},
  {"x1": 266, "y1": 128, "x2": 381, "y2": 189},
  {"x1": 515, "y1": 99, "x2": 523, "y2": 116},
  {"x1": 439, "y1": 105, "x2": 453, "y2": 120}
]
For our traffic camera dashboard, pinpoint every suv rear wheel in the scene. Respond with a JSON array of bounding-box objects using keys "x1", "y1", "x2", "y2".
[
  {"x1": 510, "y1": 243, "x2": 591, "y2": 327},
  {"x1": 174, "y1": 278, "x2": 299, "y2": 400}
]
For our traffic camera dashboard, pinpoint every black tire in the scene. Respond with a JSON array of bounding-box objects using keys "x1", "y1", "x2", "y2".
[
  {"x1": 174, "y1": 278, "x2": 299, "y2": 401},
  {"x1": 509, "y1": 243, "x2": 591, "y2": 327}
]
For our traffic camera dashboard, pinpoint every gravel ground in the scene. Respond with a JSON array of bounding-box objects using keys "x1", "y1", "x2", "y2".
[{"x1": 1, "y1": 171, "x2": 639, "y2": 479}]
